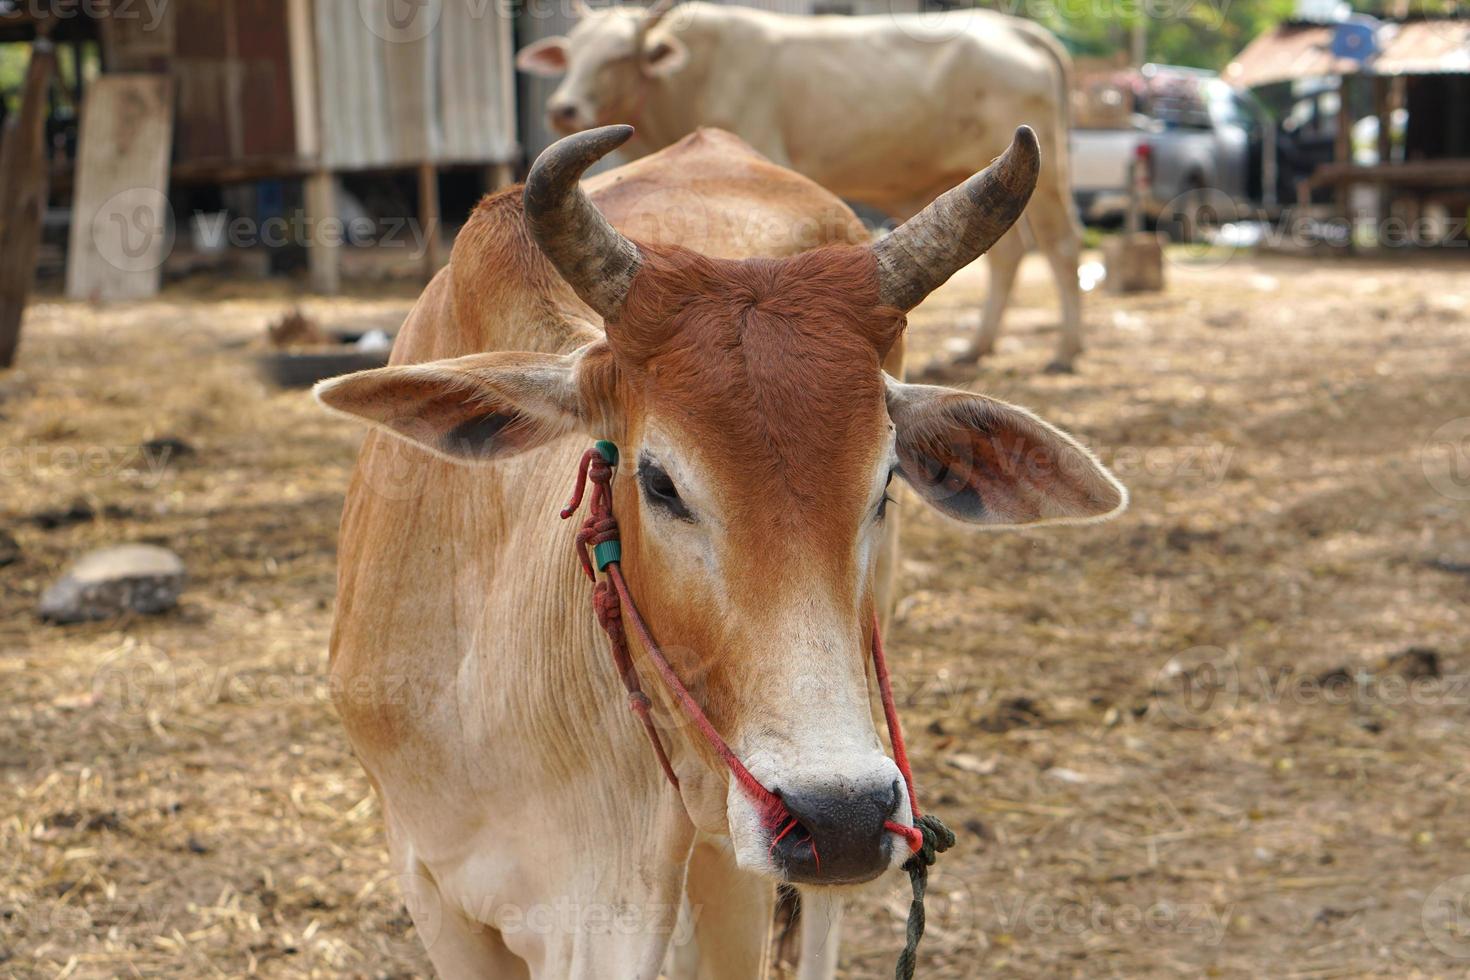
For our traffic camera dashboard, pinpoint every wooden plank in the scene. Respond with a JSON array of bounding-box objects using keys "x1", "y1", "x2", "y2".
[
  {"x1": 381, "y1": 8, "x2": 436, "y2": 163},
  {"x1": 439, "y1": 0, "x2": 518, "y2": 164},
  {"x1": 417, "y1": 162, "x2": 442, "y2": 280},
  {"x1": 304, "y1": 170, "x2": 340, "y2": 294},
  {"x1": 0, "y1": 34, "x2": 57, "y2": 368},
  {"x1": 64, "y1": 75, "x2": 175, "y2": 302},
  {"x1": 287, "y1": 0, "x2": 320, "y2": 161},
  {"x1": 235, "y1": 0, "x2": 298, "y2": 158},
  {"x1": 172, "y1": 0, "x2": 232, "y2": 163}
]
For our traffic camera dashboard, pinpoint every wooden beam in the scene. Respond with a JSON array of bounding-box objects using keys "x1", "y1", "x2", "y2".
[
  {"x1": 1334, "y1": 77, "x2": 1353, "y2": 223},
  {"x1": 0, "y1": 31, "x2": 57, "y2": 369},
  {"x1": 305, "y1": 170, "x2": 340, "y2": 294},
  {"x1": 418, "y1": 162, "x2": 442, "y2": 281}
]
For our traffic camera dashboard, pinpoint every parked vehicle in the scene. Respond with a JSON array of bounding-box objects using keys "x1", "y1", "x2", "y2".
[{"x1": 1071, "y1": 64, "x2": 1272, "y2": 236}]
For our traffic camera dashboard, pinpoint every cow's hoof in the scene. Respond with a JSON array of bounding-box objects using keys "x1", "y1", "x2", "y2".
[{"x1": 1043, "y1": 359, "x2": 1076, "y2": 375}]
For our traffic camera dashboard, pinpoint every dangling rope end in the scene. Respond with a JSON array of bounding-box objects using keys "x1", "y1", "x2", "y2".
[{"x1": 893, "y1": 813, "x2": 956, "y2": 980}]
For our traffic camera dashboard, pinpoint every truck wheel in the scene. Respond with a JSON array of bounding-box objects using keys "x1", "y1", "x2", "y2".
[{"x1": 1163, "y1": 179, "x2": 1221, "y2": 244}]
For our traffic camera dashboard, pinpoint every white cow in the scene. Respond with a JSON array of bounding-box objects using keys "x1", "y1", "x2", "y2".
[{"x1": 519, "y1": 0, "x2": 1085, "y2": 372}]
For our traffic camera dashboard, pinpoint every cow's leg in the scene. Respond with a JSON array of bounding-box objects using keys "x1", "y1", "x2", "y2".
[
  {"x1": 683, "y1": 835, "x2": 775, "y2": 979},
  {"x1": 958, "y1": 227, "x2": 1025, "y2": 365},
  {"x1": 385, "y1": 814, "x2": 530, "y2": 980},
  {"x1": 1026, "y1": 177, "x2": 1085, "y2": 373},
  {"x1": 399, "y1": 867, "x2": 530, "y2": 980},
  {"x1": 795, "y1": 890, "x2": 843, "y2": 980}
]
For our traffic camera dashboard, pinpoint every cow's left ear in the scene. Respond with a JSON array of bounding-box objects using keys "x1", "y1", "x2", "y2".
[
  {"x1": 517, "y1": 36, "x2": 571, "y2": 76},
  {"x1": 886, "y1": 377, "x2": 1127, "y2": 527},
  {"x1": 642, "y1": 34, "x2": 688, "y2": 76},
  {"x1": 314, "y1": 345, "x2": 616, "y2": 464}
]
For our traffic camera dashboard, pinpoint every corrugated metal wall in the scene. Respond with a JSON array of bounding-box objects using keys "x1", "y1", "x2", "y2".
[{"x1": 315, "y1": 0, "x2": 516, "y2": 171}]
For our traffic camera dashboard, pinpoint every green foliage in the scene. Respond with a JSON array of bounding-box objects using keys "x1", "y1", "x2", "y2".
[{"x1": 985, "y1": 0, "x2": 1300, "y2": 72}]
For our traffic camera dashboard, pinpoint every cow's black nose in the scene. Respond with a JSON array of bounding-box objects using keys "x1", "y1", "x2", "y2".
[{"x1": 769, "y1": 780, "x2": 900, "y2": 884}]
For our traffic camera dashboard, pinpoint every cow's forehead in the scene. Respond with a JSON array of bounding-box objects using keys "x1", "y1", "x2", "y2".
[
  {"x1": 619, "y1": 248, "x2": 897, "y2": 517},
  {"x1": 568, "y1": 9, "x2": 641, "y2": 49}
]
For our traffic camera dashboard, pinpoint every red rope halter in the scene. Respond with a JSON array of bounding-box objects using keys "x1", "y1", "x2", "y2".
[{"x1": 560, "y1": 442, "x2": 927, "y2": 853}]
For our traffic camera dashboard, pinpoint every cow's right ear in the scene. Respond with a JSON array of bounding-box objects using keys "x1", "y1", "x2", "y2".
[
  {"x1": 516, "y1": 37, "x2": 571, "y2": 76},
  {"x1": 314, "y1": 345, "x2": 616, "y2": 464}
]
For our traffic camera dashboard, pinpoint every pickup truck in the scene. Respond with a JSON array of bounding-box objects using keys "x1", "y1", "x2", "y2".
[{"x1": 1071, "y1": 65, "x2": 1269, "y2": 236}]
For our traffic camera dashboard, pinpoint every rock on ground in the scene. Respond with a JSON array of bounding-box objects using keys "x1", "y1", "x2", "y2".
[{"x1": 39, "y1": 544, "x2": 186, "y2": 624}]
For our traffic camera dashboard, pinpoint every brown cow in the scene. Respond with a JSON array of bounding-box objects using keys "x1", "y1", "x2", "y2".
[{"x1": 316, "y1": 125, "x2": 1125, "y2": 979}]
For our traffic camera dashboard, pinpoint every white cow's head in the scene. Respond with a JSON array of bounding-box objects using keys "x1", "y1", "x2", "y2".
[
  {"x1": 317, "y1": 126, "x2": 1126, "y2": 886},
  {"x1": 516, "y1": 0, "x2": 688, "y2": 134}
]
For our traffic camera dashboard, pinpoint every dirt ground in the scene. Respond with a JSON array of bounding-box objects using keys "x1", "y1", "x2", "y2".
[{"x1": 3, "y1": 245, "x2": 1469, "y2": 979}]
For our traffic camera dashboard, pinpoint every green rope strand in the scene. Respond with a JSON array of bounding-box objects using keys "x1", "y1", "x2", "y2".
[{"x1": 894, "y1": 814, "x2": 956, "y2": 980}]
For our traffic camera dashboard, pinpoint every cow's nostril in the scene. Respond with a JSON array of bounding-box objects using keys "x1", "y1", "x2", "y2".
[
  {"x1": 768, "y1": 779, "x2": 900, "y2": 885},
  {"x1": 549, "y1": 104, "x2": 580, "y2": 128}
]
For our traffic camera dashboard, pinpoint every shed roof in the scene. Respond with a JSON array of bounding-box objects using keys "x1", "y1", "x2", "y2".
[{"x1": 1226, "y1": 18, "x2": 1470, "y2": 88}]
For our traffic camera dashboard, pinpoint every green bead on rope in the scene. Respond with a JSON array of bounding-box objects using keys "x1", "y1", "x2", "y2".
[
  {"x1": 893, "y1": 814, "x2": 957, "y2": 980},
  {"x1": 592, "y1": 440, "x2": 621, "y2": 570}
]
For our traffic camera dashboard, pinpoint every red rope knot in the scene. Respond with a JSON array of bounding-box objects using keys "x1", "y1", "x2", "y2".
[
  {"x1": 627, "y1": 690, "x2": 652, "y2": 716},
  {"x1": 587, "y1": 453, "x2": 614, "y2": 488},
  {"x1": 592, "y1": 579, "x2": 623, "y2": 640}
]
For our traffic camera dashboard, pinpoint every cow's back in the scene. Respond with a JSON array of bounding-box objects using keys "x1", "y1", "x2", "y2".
[{"x1": 637, "y1": 4, "x2": 1071, "y2": 210}]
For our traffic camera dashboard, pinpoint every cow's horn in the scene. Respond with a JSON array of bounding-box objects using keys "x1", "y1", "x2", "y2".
[
  {"x1": 872, "y1": 126, "x2": 1041, "y2": 312},
  {"x1": 524, "y1": 125, "x2": 642, "y2": 322}
]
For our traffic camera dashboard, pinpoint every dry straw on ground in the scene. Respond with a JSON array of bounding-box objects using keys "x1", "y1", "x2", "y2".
[{"x1": 2, "y1": 248, "x2": 1468, "y2": 978}]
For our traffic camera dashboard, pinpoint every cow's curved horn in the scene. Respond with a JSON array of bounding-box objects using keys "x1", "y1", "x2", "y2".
[
  {"x1": 872, "y1": 126, "x2": 1041, "y2": 312},
  {"x1": 524, "y1": 125, "x2": 642, "y2": 321}
]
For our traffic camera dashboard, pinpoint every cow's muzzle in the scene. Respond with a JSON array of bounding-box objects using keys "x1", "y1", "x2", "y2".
[{"x1": 768, "y1": 779, "x2": 904, "y2": 885}]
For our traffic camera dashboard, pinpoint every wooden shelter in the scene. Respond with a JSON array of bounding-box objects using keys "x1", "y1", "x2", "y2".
[
  {"x1": 1226, "y1": 16, "x2": 1470, "y2": 239},
  {"x1": 0, "y1": 0, "x2": 519, "y2": 301}
]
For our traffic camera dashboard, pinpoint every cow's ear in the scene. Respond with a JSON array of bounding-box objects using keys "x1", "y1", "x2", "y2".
[
  {"x1": 315, "y1": 345, "x2": 616, "y2": 464},
  {"x1": 517, "y1": 36, "x2": 570, "y2": 76},
  {"x1": 642, "y1": 35, "x2": 688, "y2": 76},
  {"x1": 886, "y1": 377, "x2": 1126, "y2": 527}
]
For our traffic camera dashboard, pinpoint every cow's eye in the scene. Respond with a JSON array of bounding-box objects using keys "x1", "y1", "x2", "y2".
[
  {"x1": 876, "y1": 468, "x2": 896, "y2": 521},
  {"x1": 639, "y1": 462, "x2": 692, "y2": 521}
]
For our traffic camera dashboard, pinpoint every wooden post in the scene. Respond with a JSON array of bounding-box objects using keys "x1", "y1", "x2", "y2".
[
  {"x1": 1334, "y1": 76, "x2": 1353, "y2": 231},
  {"x1": 305, "y1": 170, "x2": 341, "y2": 295},
  {"x1": 1373, "y1": 75, "x2": 1392, "y2": 230},
  {"x1": 0, "y1": 30, "x2": 57, "y2": 369},
  {"x1": 484, "y1": 161, "x2": 515, "y2": 193},
  {"x1": 418, "y1": 162, "x2": 443, "y2": 281}
]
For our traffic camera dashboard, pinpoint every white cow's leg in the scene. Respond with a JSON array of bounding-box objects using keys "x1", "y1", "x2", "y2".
[
  {"x1": 1026, "y1": 177, "x2": 1085, "y2": 372},
  {"x1": 961, "y1": 227, "x2": 1026, "y2": 364},
  {"x1": 795, "y1": 890, "x2": 843, "y2": 980},
  {"x1": 386, "y1": 817, "x2": 530, "y2": 980},
  {"x1": 684, "y1": 835, "x2": 775, "y2": 980}
]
